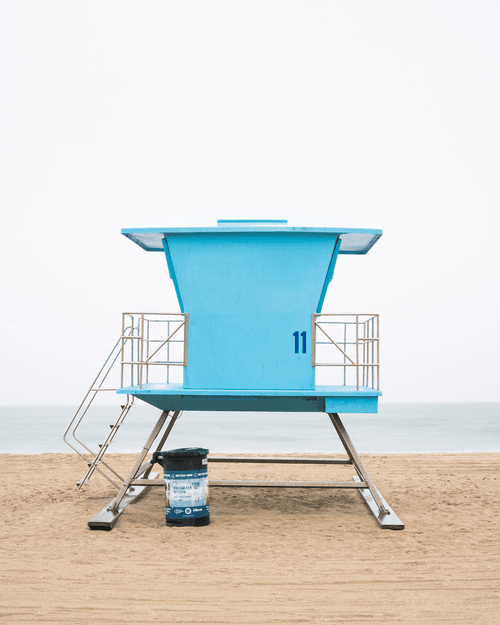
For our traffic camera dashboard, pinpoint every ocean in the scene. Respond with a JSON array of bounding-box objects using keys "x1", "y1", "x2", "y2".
[{"x1": 0, "y1": 402, "x2": 499, "y2": 454}]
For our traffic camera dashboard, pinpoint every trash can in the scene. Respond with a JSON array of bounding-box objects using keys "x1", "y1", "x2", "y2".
[{"x1": 152, "y1": 448, "x2": 210, "y2": 527}]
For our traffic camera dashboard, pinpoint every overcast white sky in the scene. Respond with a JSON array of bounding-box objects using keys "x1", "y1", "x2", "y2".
[{"x1": 1, "y1": 1, "x2": 499, "y2": 405}]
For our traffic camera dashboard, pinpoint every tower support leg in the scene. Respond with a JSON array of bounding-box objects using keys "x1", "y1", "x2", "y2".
[
  {"x1": 328, "y1": 413, "x2": 404, "y2": 529},
  {"x1": 88, "y1": 410, "x2": 180, "y2": 530}
]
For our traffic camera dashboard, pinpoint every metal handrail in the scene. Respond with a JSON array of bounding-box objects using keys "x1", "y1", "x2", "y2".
[
  {"x1": 312, "y1": 313, "x2": 380, "y2": 391},
  {"x1": 120, "y1": 312, "x2": 189, "y2": 389},
  {"x1": 63, "y1": 325, "x2": 138, "y2": 489},
  {"x1": 315, "y1": 322, "x2": 356, "y2": 365}
]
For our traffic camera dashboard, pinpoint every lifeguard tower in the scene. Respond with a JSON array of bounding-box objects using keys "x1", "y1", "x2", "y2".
[{"x1": 64, "y1": 219, "x2": 404, "y2": 530}]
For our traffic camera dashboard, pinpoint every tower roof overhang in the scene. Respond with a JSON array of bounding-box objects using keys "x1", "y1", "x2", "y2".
[{"x1": 121, "y1": 226, "x2": 382, "y2": 255}]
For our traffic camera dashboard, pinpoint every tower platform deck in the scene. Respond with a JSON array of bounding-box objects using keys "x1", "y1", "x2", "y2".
[{"x1": 117, "y1": 383, "x2": 381, "y2": 412}]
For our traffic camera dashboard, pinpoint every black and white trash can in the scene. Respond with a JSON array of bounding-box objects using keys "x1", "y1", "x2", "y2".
[{"x1": 153, "y1": 448, "x2": 210, "y2": 527}]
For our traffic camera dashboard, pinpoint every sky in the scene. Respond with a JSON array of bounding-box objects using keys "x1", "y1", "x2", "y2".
[{"x1": 1, "y1": 1, "x2": 499, "y2": 405}]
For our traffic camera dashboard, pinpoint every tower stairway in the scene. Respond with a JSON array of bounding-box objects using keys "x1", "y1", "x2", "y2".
[{"x1": 63, "y1": 327, "x2": 137, "y2": 490}]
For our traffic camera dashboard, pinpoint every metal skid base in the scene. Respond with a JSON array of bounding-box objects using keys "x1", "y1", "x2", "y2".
[
  {"x1": 353, "y1": 476, "x2": 404, "y2": 530},
  {"x1": 88, "y1": 473, "x2": 159, "y2": 530},
  {"x1": 87, "y1": 410, "x2": 404, "y2": 531}
]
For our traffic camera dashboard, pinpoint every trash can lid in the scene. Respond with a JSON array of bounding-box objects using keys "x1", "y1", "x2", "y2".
[{"x1": 159, "y1": 447, "x2": 209, "y2": 458}]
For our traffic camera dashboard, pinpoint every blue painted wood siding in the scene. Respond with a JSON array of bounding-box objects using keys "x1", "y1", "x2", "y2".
[{"x1": 164, "y1": 232, "x2": 339, "y2": 390}]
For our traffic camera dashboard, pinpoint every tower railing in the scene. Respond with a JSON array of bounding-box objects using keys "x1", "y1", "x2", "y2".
[
  {"x1": 312, "y1": 313, "x2": 380, "y2": 391},
  {"x1": 120, "y1": 312, "x2": 189, "y2": 388},
  {"x1": 117, "y1": 312, "x2": 378, "y2": 391}
]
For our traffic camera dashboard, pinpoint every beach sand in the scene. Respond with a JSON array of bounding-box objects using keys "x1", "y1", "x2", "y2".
[{"x1": 1, "y1": 452, "x2": 499, "y2": 624}]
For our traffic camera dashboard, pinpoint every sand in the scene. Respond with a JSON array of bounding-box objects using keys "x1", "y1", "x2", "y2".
[{"x1": 1, "y1": 452, "x2": 499, "y2": 624}]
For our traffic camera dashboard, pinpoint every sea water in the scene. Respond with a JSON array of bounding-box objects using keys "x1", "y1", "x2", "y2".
[{"x1": 0, "y1": 403, "x2": 499, "y2": 454}]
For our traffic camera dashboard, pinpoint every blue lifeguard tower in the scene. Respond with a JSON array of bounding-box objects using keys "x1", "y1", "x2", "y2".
[{"x1": 64, "y1": 219, "x2": 403, "y2": 530}]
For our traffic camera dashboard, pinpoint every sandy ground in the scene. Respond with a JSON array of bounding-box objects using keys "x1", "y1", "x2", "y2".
[{"x1": 0, "y1": 452, "x2": 499, "y2": 624}]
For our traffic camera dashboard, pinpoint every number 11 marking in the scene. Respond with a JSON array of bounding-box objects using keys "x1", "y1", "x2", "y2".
[{"x1": 293, "y1": 331, "x2": 307, "y2": 354}]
